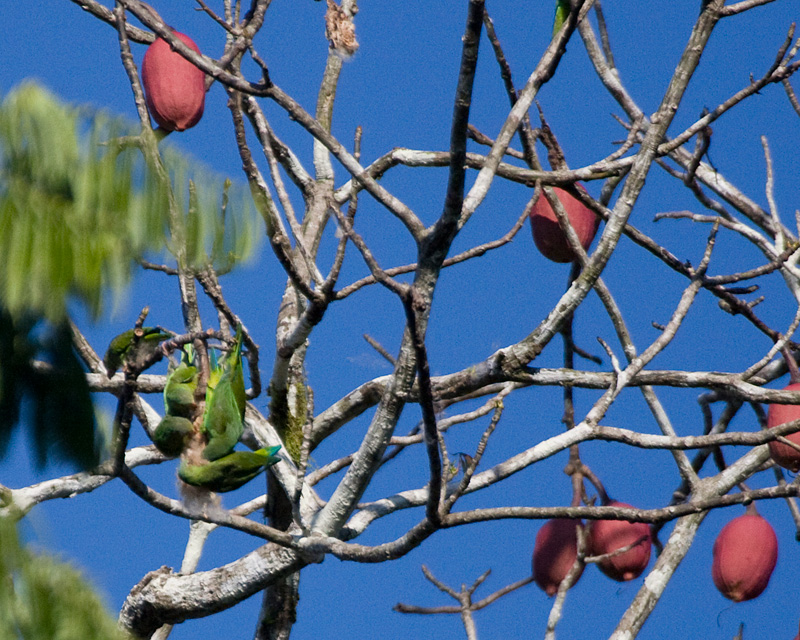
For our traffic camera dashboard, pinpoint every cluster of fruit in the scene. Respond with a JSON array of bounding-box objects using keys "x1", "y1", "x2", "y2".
[
  {"x1": 532, "y1": 500, "x2": 779, "y2": 604},
  {"x1": 532, "y1": 500, "x2": 651, "y2": 596},
  {"x1": 528, "y1": 188, "x2": 798, "y2": 607},
  {"x1": 529, "y1": 194, "x2": 649, "y2": 593}
]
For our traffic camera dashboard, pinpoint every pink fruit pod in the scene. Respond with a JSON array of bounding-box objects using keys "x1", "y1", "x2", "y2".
[
  {"x1": 767, "y1": 382, "x2": 800, "y2": 472},
  {"x1": 588, "y1": 501, "x2": 652, "y2": 582},
  {"x1": 712, "y1": 509, "x2": 778, "y2": 602},
  {"x1": 529, "y1": 185, "x2": 600, "y2": 263},
  {"x1": 532, "y1": 518, "x2": 584, "y2": 596},
  {"x1": 142, "y1": 31, "x2": 205, "y2": 132}
]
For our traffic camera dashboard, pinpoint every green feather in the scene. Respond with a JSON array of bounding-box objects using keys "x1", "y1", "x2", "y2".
[
  {"x1": 152, "y1": 415, "x2": 194, "y2": 457},
  {"x1": 102, "y1": 326, "x2": 170, "y2": 376},
  {"x1": 178, "y1": 446, "x2": 281, "y2": 493},
  {"x1": 201, "y1": 372, "x2": 243, "y2": 461}
]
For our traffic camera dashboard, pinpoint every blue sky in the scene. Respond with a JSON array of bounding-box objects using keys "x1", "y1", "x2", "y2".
[{"x1": 3, "y1": 1, "x2": 800, "y2": 638}]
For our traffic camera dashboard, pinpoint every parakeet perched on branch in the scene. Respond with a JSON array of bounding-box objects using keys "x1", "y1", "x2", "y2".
[
  {"x1": 103, "y1": 327, "x2": 171, "y2": 377},
  {"x1": 201, "y1": 326, "x2": 245, "y2": 461},
  {"x1": 152, "y1": 415, "x2": 194, "y2": 457},
  {"x1": 164, "y1": 349, "x2": 198, "y2": 418},
  {"x1": 178, "y1": 446, "x2": 281, "y2": 493}
]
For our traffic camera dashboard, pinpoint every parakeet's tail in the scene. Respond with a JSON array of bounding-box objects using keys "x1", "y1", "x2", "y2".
[
  {"x1": 255, "y1": 445, "x2": 282, "y2": 466},
  {"x1": 552, "y1": 0, "x2": 570, "y2": 38}
]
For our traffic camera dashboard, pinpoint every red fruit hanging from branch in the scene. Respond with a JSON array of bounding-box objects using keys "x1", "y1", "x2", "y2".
[
  {"x1": 142, "y1": 31, "x2": 205, "y2": 132},
  {"x1": 532, "y1": 518, "x2": 584, "y2": 596},
  {"x1": 711, "y1": 505, "x2": 778, "y2": 602},
  {"x1": 588, "y1": 501, "x2": 652, "y2": 582},
  {"x1": 767, "y1": 382, "x2": 800, "y2": 472},
  {"x1": 529, "y1": 185, "x2": 600, "y2": 263}
]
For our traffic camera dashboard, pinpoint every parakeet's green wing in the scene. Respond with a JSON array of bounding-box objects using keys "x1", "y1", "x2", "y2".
[
  {"x1": 181, "y1": 344, "x2": 196, "y2": 367},
  {"x1": 201, "y1": 370, "x2": 244, "y2": 461},
  {"x1": 200, "y1": 326, "x2": 247, "y2": 460},
  {"x1": 220, "y1": 325, "x2": 246, "y2": 420},
  {"x1": 206, "y1": 348, "x2": 222, "y2": 405}
]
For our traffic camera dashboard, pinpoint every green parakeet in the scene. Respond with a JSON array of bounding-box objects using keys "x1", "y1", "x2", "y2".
[
  {"x1": 152, "y1": 415, "x2": 194, "y2": 457},
  {"x1": 103, "y1": 327, "x2": 171, "y2": 377},
  {"x1": 201, "y1": 326, "x2": 246, "y2": 461},
  {"x1": 553, "y1": 0, "x2": 570, "y2": 37},
  {"x1": 164, "y1": 350, "x2": 198, "y2": 418},
  {"x1": 178, "y1": 446, "x2": 281, "y2": 493}
]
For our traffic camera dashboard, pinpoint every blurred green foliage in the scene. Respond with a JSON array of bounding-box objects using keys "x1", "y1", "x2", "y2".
[
  {"x1": 0, "y1": 518, "x2": 130, "y2": 640},
  {"x1": 0, "y1": 81, "x2": 257, "y2": 323}
]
